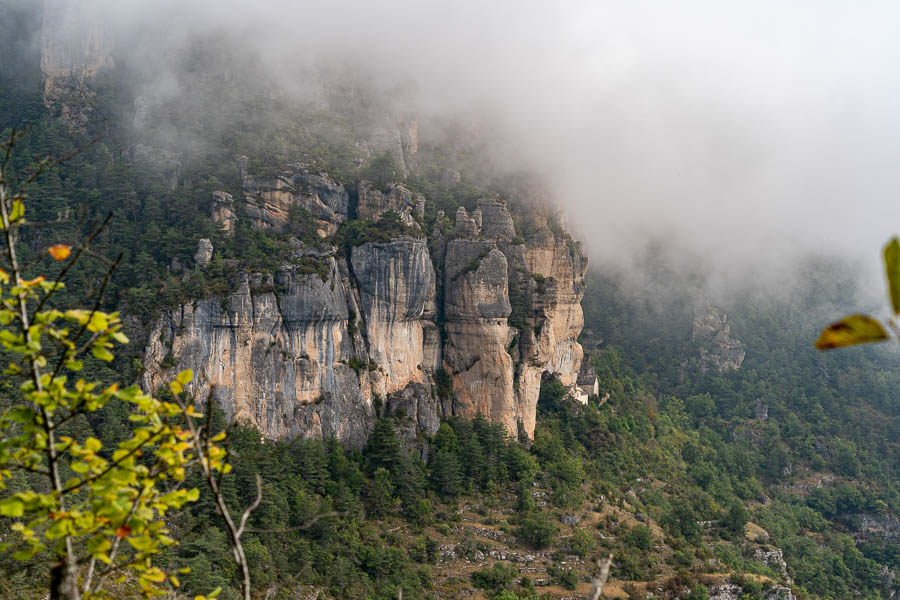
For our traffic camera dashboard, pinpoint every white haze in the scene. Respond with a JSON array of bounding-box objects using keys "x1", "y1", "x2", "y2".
[{"x1": 84, "y1": 0, "x2": 900, "y2": 299}]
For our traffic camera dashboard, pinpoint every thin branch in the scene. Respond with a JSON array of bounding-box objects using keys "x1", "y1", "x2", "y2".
[
  {"x1": 177, "y1": 390, "x2": 259, "y2": 600},
  {"x1": 88, "y1": 488, "x2": 144, "y2": 594},
  {"x1": 34, "y1": 211, "x2": 114, "y2": 316},
  {"x1": 0, "y1": 129, "x2": 78, "y2": 600},
  {"x1": 57, "y1": 429, "x2": 164, "y2": 495},
  {"x1": 236, "y1": 474, "x2": 263, "y2": 539}
]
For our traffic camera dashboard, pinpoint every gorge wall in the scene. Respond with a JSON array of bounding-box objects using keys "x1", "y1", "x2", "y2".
[
  {"x1": 35, "y1": 6, "x2": 590, "y2": 447},
  {"x1": 143, "y1": 166, "x2": 588, "y2": 447}
]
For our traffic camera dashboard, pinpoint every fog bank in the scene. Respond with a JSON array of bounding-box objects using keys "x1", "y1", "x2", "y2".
[{"x1": 63, "y1": 0, "x2": 900, "y2": 295}]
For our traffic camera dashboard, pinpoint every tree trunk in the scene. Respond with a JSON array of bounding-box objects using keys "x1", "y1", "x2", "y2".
[{"x1": 50, "y1": 556, "x2": 79, "y2": 600}]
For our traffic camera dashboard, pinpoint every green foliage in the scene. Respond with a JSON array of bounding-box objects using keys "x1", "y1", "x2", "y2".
[
  {"x1": 624, "y1": 524, "x2": 654, "y2": 551},
  {"x1": 516, "y1": 510, "x2": 557, "y2": 549},
  {"x1": 361, "y1": 153, "x2": 400, "y2": 192},
  {"x1": 722, "y1": 501, "x2": 750, "y2": 537},
  {"x1": 0, "y1": 138, "x2": 227, "y2": 599},
  {"x1": 337, "y1": 211, "x2": 423, "y2": 250},
  {"x1": 568, "y1": 527, "x2": 595, "y2": 558},
  {"x1": 471, "y1": 562, "x2": 518, "y2": 593}
]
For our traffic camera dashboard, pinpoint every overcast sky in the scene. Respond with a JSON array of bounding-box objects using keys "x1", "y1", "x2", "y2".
[{"x1": 85, "y1": 0, "x2": 900, "y2": 291}]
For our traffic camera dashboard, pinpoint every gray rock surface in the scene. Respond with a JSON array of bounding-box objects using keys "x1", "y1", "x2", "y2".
[
  {"x1": 692, "y1": 298, "x2": 745, "y2": 372},
  {"x1": 241, "y1": 167, "x2": 348, "y2": 236},
  {"x1": 211, "y1": 191, "x2": 237, "y2": 234},
  {"x1": 146, "y1": 170, "x2": 587, "y2": 444},
  {"x1": 357, "y1": 182, "x2": 423, "y2": 228},
  {"x1": 193, "y1": 238, "x2": 213, "y2": 267}
]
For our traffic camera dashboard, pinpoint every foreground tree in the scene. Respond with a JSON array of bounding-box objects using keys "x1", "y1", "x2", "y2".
[{"x1": 0, "y1": 129, "x2": 230, "y2": 599}]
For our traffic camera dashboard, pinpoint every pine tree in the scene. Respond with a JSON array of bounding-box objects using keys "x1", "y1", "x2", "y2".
[
  {"x1": 365, "y1": 419, "x2": 402, "y2": 474},
  {"x1": 366, "y1": 468, "x2": 395, "y2": 517},
  {"x1": 429, "y1": 449, "x2": 463, "y2": 500}
]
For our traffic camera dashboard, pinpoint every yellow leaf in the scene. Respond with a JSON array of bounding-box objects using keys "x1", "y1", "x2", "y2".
[
  {"x1": 0, "y1": 497, "x2": 24, "y2": 517},
  {"x1": 48, "y1": 244, "x2": 71, "y2": 261},
  {"x1": 86, "y1": 312, "x2": 109, "y2": 333},
  {"x1": 886, "y1": 237, "x2": 900, "y2": 314},
  {"x1": 142, "y1": 568, "x2": 166, "y2": 583},
  {"x1": 815, "y1": 314, "x2": 889, "y2": 350}
]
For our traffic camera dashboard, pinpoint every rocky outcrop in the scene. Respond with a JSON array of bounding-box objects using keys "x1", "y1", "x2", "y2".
[
  {"x1": 145, "y1": 177, "x2": 587, "y2": 444},
  {"x1": 194, "y1": 239, "x2": 213, "y2": 267},
  {"x1": 442, "y1": 239, "x2": 517, "y2": 429},
  {"x1": 709, "y1": 582, "x2": 796, "y2": 600},
  {"x1": 357, "y1": 182, "x2": 424, "y2": 227},
  {"x1": 40, "y1": 0, "x2": 112, "y2": 131},
  {"x1": 751, "y1": 546, "x2": 791, "y2": 581},
  {"x1": 439, "y1": 198, "x2": 587, "y2": 437},
  {"x1": 692, "y1": 298, "x2": 745, "y2": 372},
  {"x1": 350, "y1": 238, "x2": 438, "y2": 397},
  {"x1": 144, "y1": 248, "x2": 376, "y2": 446},
  {"x1": 211, "y1": 191, "x2": 237, "y2": 234},
  {"x1": 853, "y1": 513, "x2": 900, "y2": 543},
  {"x1": 241, "y1": 165, "x2": 349, "y2": 237}
]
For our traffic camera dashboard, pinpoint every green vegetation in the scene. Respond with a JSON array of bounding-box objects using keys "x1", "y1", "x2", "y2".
[{"x1": 2, "y1": 6, "x2": 899, "y2": 596}]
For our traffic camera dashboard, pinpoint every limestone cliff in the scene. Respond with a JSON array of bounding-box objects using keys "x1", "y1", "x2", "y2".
[
  {"x1": 240, "y1": 165, "x2": 349, "y2": 237},
  {"x1": 145, "y1": 173, "x2": 587, "y2": 446}
]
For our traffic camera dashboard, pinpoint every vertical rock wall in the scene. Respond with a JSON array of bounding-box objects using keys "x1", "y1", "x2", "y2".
[{"x1": 145, "y1": 178, "x2": 587, "y2": 446}]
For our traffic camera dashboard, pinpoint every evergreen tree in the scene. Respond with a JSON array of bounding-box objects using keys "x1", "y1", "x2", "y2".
[
  {"x1": 429, "y1": 449, "x2": 463, "y2": 500},
  {"x1": 365, "y1": 419, "x2": 403, "y2": 474},
  {"x1": 366, "y1": 468, "x2": 395, "y2": 518}
]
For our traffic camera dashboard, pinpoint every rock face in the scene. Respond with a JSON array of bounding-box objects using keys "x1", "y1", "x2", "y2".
[
  {"x1": 751, "y1": 546, "x2": 791, "y2": 581},
  {"x1": 144, "y1": 246, "x2": 376, "y2": 447},
  {"x1": 357, "y1": 182, "x2": 425, "y2": 227},
  {"x1": 241, "y1": 165, "x2": 349, "y2": 237},
  {"x1": 145, "y1": 180, "x2": 587, "y2": 445},
  {"x1": 442, "y1": 240, "x2": 516, "y2": 428},
  {"x1": 193, "y1": 239, "x2": 213, "y2": 267},
  {"x1": 40, "y1": 0, "x2": 112, "y2": 131},
  {"x1": 692, "y1": 298, "x2": 745, "y2": 373},
  {"x1": 853, "y1": 513, "x2": 900, "y2": 543},
  {"x1": 211, "y1": 191, "x2": 237, "y2": 234},
  {"x1": 709, "y1": 582, "x2": 796, "y2": 600}
]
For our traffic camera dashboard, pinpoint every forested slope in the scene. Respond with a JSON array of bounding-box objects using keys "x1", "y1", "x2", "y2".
[{"x1": 1, "y1": 2, "x2": 898, "y2": 598}]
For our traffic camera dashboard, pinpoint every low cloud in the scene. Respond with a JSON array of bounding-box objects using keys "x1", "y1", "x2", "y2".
[{"x1": 65, "y1": 0, "x2": 900, "y2": 293}]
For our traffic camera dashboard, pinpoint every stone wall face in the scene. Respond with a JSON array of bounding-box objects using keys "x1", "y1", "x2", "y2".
[{"x1": 145, "y1": 188, "x2": 587, "y2": 445}]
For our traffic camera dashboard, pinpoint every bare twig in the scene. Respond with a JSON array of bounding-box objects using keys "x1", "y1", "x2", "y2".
[
  {"x1": 176, "y1": 391, "x2": 261, "y2": 600},
  {"x1": 34, "y1": 210, "x2": 115, "y2": 316}
]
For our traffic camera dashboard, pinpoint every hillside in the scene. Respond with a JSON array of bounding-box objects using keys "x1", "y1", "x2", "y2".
[{"x1": 0, "y1": 2, "x2": 898, "y2": 599}]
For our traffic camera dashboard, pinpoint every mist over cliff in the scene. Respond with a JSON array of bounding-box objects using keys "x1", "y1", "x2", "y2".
[{"x1": 33, "y1": 0, "x2": 898, "y2": 299}]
